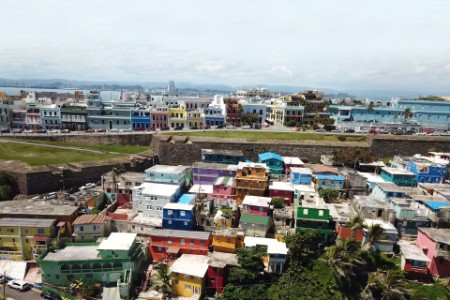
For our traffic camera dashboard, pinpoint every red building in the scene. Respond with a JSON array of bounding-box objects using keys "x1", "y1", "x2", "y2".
[
  {"x1": 335, "y1": 225, "x2": 364, "y2": 241},
  {"x1": 225, "y1": 98, "x2": 242, "y2": 125},
  {"x1": 150, "y1": 107, "x2": 169, "y2": 129},
  {"x1": 207, "y1": 252, "x2": 239, "y2": 294},
  {"x1": 268, "y1": 181, "x2": 294, "y2": 205},
  {"x1": 398, "y1": 240, "x2": 430, "y2": 276},
  {"x1": 148, "y1": 229, "x2": 211, "y2": 261},
  {"x1": 242, "y1": 195, "x2": 271, "y2": 216},
  {"x1": 282, "y1": 156, "x2": 305, "y2": 175}
]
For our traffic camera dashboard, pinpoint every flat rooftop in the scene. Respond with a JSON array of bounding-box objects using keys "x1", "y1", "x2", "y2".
[
  {"x1": 214, "y1": 176, "x2": 235, "y2": 187},
  {"x1": 244, "y1": 236, "x2": 288, "y2": 255},
  {"x1": 290, "y1": 167, "x2": 312, "y2": 175},
  {"x1": 327, "y1": 203, "x2": 357, "y2": 223},
  {"x1": 418, "y1": 227, "x2": 450, "y2": 244},
  {"x1": 43, "y1": 244, "x2": 99, "y2": 261},
  {"x1": 0, "y1": 217, "x2": 56, "y2": 228},
  {"x1": 213, "y1": 228, "x2": 243, "y2": 237},
  {"x1": 353, "y1": 195, "x2": 391, "y2": 209},
  {"x1": 103, "y1": 171, "x2": 145, "y2": 181},
  {"x1": 133, "y1": 182, "x2": 179, "y2": 197},
  {"x1": 145, "y1": 164, "x2": 190, "y2": 174},
  {"x1": 269, "y1": 181, "x2": 294, "y2": 191},
  {"x1": 150, "y1": 229, "x2": 210, "y2": 240},
  {"x1": 193, "y1": 161, "x2": 238, "y2": 171},
  {"x1": 282, "y1": 156, "x2": 304, "y2": 165},
  {"x1": 98, "y1": 233, "x2": 137, "y2": 251},
  {"x1": 170, "y1": 254, "x2": 209, "y2": 278},
  {"x1": 0, "y1": 199, "x2": 79, "y2": 216},
  {"x1": 163, "y1": 203, "x2": 195, "y2": 211},
  {"x1": 189, "y1": 184, "x2": 213, "y2": 194},
  {"x1": 381, "y1": 167, "x2": 415, "y2": 176},
  {"x1": 398, "y1": 241, "x2": 430, "y2": 262},
  {"x1": 201, "y1": 149, "x2": 244, "y2": 157},
  {"x1": 243, "y1": 195, "x2": 272, "y2": 207},
  {"x1": 364, "y1": 219, "x2": 397, "y2": 232},
  {"x1": 237, "y1": 161, "x2": 268, "y2": 170},
  {"x1": 208, "y1": 252, "x2": 239, "y2": 268},
  {"x1": 376, "y1": 182, "x2": 411, "y2": 193}
]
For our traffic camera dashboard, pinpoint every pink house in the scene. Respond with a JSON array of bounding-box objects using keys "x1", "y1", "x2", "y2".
[
  {"x1": 416, "y1": 227, "x2": 450, "y2": 277},
  {"x1": 269, "y1": 181, "x2": 294, "y2": 205},
  {"x1": 242, "y1": 195, "x2": 271, "y2": 216},
  {"x1": 211, "y1": 177, "x2": 236, "y2": 200}
]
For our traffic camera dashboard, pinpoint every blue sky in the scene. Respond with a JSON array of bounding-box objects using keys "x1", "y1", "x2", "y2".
[{"x1": 1, "y1": 0, "x2": 450, "y2": 91}]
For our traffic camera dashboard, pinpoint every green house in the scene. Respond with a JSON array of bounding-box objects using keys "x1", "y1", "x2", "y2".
[
  {"x1": 295, "y1": 204, "x2": 332, "y2": 239},
  {"x1": 37, "y1": 233, "x2": 148, "y2": 299}
]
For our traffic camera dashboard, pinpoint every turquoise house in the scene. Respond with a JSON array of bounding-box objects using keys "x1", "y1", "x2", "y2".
[
  {"x1": 258, "y1": 152, "x2": 284, "y2": 175},
  {"x1": 380, "y1": 167, "x2": 417, "y2": 187}
]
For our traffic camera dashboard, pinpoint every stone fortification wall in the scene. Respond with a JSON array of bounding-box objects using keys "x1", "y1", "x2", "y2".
[{"x1": 370, "y1": 136, "x2": 450, "y2": 157}]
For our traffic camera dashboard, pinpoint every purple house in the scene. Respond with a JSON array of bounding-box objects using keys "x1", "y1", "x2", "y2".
[{"x1": 192, "y1": 162, "x2": 238, "y2": 185}]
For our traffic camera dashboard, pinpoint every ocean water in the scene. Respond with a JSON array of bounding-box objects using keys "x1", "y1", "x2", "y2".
[{"x1": 0, "y1": 87, "x2": 121, "y2": 100}]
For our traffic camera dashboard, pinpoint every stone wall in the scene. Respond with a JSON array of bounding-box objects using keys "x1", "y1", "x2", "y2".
[{"x1": 371, "y1": 136, "x2": 450, "y2": 157}]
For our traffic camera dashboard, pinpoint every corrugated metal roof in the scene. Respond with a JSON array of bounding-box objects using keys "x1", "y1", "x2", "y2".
[
  {"x1": 72, "y1": 214, "x2": 110, "y2": 225},
  {"x1": 150, "y1": 229, "x2": 211, "y2": 240},
  {"x1": 0, "y1": 217, "x2": 57, "y2": 227},
  {"x1": 240, "y1": 213, "x2": 270, "y2": 225},
  {"x1": 259, "y1": 152, "x2": 283, "y2": 162}
]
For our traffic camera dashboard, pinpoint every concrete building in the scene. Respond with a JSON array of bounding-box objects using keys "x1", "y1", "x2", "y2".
[
  {"x1": 60, "y1": 104, "x2": 87, "y2": 131},
  {"x1": 239, "y1": 214, "x2": 270, "y2": 237},
  {"x1": 171, "y1": 254, "x2": 209, "y2": 299},
  {"x1": 244, "y1": 236, "x2": 288, "y2": 274},
  {"x1": 201, "y1": 149, "x2": 245, "y2": 165},
  {"x1": 235, "y1": 162, "x2": 269, "y2": 203},
  {"x1": 192, "y1": 162, "x2": 238, "y2": 185},
  {"x1": 212, "y1": 228, "x2": 244, "y2": 253},
  {"x1": 416, "y1": 227, "x2": 450, "y2": 277},
  {"x1": 132, "y1": 182, "x2": 181, "y2": 218},
  {"x1": 40, "y1": 104, "x2": 61, "y2": 130},
  {"x1": 72, "y1": 214, "x2": 111, "y2": 242},
  {"x1": 242, "y1": 196, "x2": 272, "y2": 216}
]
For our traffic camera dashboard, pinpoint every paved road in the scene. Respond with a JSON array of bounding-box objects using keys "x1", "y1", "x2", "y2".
[{"x1": 0, "y1": 285, "x2": 42, "y2": 300}]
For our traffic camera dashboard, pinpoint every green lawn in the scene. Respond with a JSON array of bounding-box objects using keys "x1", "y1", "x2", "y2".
[
  {"x1": 0, "y1": 141, "x2": 150, "y2": 166},
  {"x1": 407, "y1": 281, "x2": 450, "y2": 299},
  {"x1": 164, "y1": 131, "x2": 367, "y2": 142}
]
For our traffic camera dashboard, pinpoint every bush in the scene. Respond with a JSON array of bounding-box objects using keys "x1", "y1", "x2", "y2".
[
  {"x1": 319, "y1": 188, "x2": 339, "y2": 203},
  {"x1": 337, "y1": 135, "x2": 347, "y2": 141},
  {"x1": 271, "y1": 197, "x2": 285, "y2": 208}
]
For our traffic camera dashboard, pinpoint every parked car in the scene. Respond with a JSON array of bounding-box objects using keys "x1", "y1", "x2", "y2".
[
  {"x1": 7, "y1": 280, "x2": 30, "y2": 291},
  {"x1": 315, "y1": 128, "x2": 326, "y2": 132},
  {"x1": 133, "y1": 127, "x2": 146, "y2": 131},
  {"x1": 47, "y1": 129, "x2": 60, "y2": 134},
  {"x1": 23, "y1": 129, "x2": 34, "y2": 133},
  {"x1": 216, "y1": 125, "x2": 224, "y2": 129},
  {"x1": 120, "y1": 129, "x2": 133, "y2": 132},
  {"x1": 40, "y1": 291, "x2": 62, "y2": 300},
  {"x1": 440, "y1": 131, "x2": 450, "y2": 136},
  {"x1": 242, "y1": 125, "x2": 251, "y2": 129},
  {"x1": 415, "y1": 132, "x2": 426, "y2": 136},
  {"x1": 367, "y1": 129, "x2": 378, "y2": 134},
  {"x1": 36, "y1": 129, "x2": 47, "y2": 133},
  {"x1": 109, "y1": 128, "x2": 119, "y2": 132},
  {"x1": 404, "y1": 130, "x2": 414, "y2": 135},
  {"x1": 61, "y1": 129, "x2": 70, "y2": 133},
  {"x1": 12, "y1": 128, "x2": 23, "y2": 133},
  {"x1": 96, "y1": 128, "x2": 106, "y2": 133},
  {"x1": 85, "y1": 129, "x2": 95, "y2": 133},
  {"x1": 0, "y1": 128, "x2": 10, "y2": 133},
  {"x1": 429, "y1": 132, "x2": 440, "y2": 136},
  {"x1": 189, "y1": 126, "x2": 199, "y2": 130},
  {"x1": 80, "y1": 183, "x2": 96, "y2": 191},
  {"x1": 160, "y1": 126, "x2": 170, "y2": 131},
  {"x1": 145, "y1": 127, "x2": 155, "y2": 131},
  {"x1": 379, "y1": 130, "x2": 389, "y2": 134},
  {"x1": 226, "y1": 125, "x2": 236, "y2": 129},
  {"x1": 344, "y1": 129, "x2": 355, "y2": 133},
  {"x1": 174, "y1": 126, "x2": 184, "y2": 130}
]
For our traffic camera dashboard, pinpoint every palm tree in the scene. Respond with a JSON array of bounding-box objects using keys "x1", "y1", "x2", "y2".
[
  {"x1": 363, "y1": 224, "x2": 385, "y2": 252},
  {"x1": 402, "y1": 108, "x2": 413, "y2": 122},
  {"x1": 152, "y1": 263, "x2": 174, "y2": 300},
  {"x1": 348, "y1": 216, "x2": 365, "y2": 230},
  {"x1": 111, "y1": 164, "x2": 126, "y2": 194},
  {"x1": 367, "y1": 102, "x2": 374, "y2": 112},
  {"x1": 362, "y1": 270, "x2": 409, "y2": 300}
]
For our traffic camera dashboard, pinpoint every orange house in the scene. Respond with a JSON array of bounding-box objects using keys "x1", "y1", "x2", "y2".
[
  {"x1": 336, "y1": 224, "x2": 364, "y2": 241},
  {"x1": 235, "y1": 162, "x2": 269, "y2": 204},
  {"x1": 212, "y1": 228, "x2": 244, "y2": 253}
]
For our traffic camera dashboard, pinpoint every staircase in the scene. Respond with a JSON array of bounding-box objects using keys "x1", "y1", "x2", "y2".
[{"x1": 140, "y1": 264, "x2": 153, "y2": 292}]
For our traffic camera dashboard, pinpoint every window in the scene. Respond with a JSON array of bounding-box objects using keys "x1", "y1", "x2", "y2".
[
  {"x1": 168, "y1": 220, "x2": 172, "y2": 224},
  {"x1": 200, "y1": 241, "x2": 205, "y2": 246},
  {"x1": 79, "y1": 226, "x2": 84, "y2": 232},
  {"x1": 319, "y1": 210, "x2": 324, "y2": 216},
  {"x1": 168, "y1": 238, "x2": 172, "y2": 244},
  {"x1": 181, "y1": 239, "x2": 185, "y2": 245},
  {"x1": 180, "y1": 211, "x2": 186, "y2": 217},
  {"x1": 147, "y1": 205, "x2": 153, "y2": 210},
  {"x1": 93, "y1": 225, "x2": 97, "y2": 231},
  {"x1": 185, "y1": 285, "x2": 192, "y2": 291},
  {"x1": 184, "y1": 221, "x2": 188, "y2": 226},
  {"x1": 37, "y1": 228, "x2": 45, "y2": 234},
  {"x1": 190, "y1": 240, "x2": 194, "y2": 245},
  {"x1": 156, "y1": 206, "x2": 162, "y2": 211},
  {"x1": 168, "y1": 210, "x2": 173, "y2": 215},
  {"x1": 303, "y1": 209, "x2": 309, "y2": 215}
]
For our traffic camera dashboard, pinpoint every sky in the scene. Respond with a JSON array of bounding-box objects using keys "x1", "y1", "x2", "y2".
[{"x1": 1, "y1": 0, "x2": 450, "y2": 92}]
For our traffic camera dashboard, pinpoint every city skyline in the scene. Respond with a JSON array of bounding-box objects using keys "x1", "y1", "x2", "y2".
[{"x1": 1, "y1": 0, "x2": 450, "y2": 92}]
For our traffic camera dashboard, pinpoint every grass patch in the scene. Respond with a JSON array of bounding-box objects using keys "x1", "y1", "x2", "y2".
[
  {"x1": 164, "y1": 131, "x2": 367, "y2": 142},
  {"x1": 407, "y1": 281, "x2": 450, "y2": 299},
  {"x1": 0, "y1": 142, "x2": 143, "y2": 166}
]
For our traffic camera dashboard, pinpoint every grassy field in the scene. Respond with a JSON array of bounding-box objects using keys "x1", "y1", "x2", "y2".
[
  {"x1": 164, "y1": 130, "x2": 367, "y2": 142},
  {"x1": 0, "y1": 141, "x2": 150, "y2": 166}
]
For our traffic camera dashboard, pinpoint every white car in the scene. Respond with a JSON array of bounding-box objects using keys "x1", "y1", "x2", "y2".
[
  {"x1": 48, "y1": 129, "x2": 60, "y2": 134},
  {"x1": 79, "y1": 183, "x2": 96, "y2": 191},
  {"x1": 415, "y1": 132, "x2": 426, "y2": 136},
  {"x1": 241, "y1": 125, "x2": 251, "y2": 129},
  {"x1": 109, "y1": 128, "x2": 119, "y2": 132},
  {"x1": 7, "y1": 280, "x2": 29, "y2": 291},
  {"x1": 23, "y1": 129, "x2": 34, "y2": 133},
  {"x1": 226, "y1": 125, "x2": 236, "y2": 129}
]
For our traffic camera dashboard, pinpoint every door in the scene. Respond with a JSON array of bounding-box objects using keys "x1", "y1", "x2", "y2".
[
  {"x1": 193, "y1": 286, "x2": 200, "y2": 295},
  {"x1": 109, "y1": 120, "x2": 113, "y2": 129}
]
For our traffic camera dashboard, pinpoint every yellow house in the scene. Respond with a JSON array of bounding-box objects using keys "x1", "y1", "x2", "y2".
[
  {"x1": 170, "y1": 254, "x2": 209, "y2": 298},
  {"x1": 168, "y1": 103, "x2": 187, "y2": 128},
  {"x1": 187, "y1": 109, "x2": 204, "y2": 129},
  {"x1": 212, "y1": 228, "x2": 244, "y2": 253},
  {"x1": 0, "y1": 218, "x2": 58, "y2": 260}
]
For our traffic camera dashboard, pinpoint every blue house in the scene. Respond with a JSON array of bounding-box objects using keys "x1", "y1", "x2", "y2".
[
  {"x1": 178, "y1": 194, "x2": 196, "y2": 205},
  {"x1": 371, "y1": 182, "x2": 408, "y2": 201},
  {"x1": 201, "y1": 149, "x2": 245, "y2": 165},
  {"x1": 407, "y1": 161, "x2": 447, "y2": 184},
  {"x1": 40, "y1": 104, "x2": 61, "y2": 130},
  {"x1": 380, "y1": 167, "x2": 417, "y2": 187},
  {"x1": 131, "y1": 108, "x2": 151, "y2": 130},
  {"x1": 204, "y1": 106, "x2": 225, "y2": 127},
  {"x1": 258, "y1": 152, "x2": 284, "y2": 175},
  {"x1": 162, "y1": 203, "x2": 196, "y2": 230},
  {"x1": 314, "y1": 174, "x2": 345, "y2": 191},
  {"x1": 290, "y1": 167, "x2": 313, "y2": 185}
]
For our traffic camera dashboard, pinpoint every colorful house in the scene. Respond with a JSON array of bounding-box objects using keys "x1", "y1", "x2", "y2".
[
  {"x1": 132, "y1": 182, "x2": 180, "y2": 218},
  {"x1": 258, "y1": 152, "x2": 284, "y2": 175},
  {"x1": 145, "y1": 164, "x2": 191, "y2": 190},
  {"x1": 293, "y1": 184, "x2": 317, "y2": 206},
  {"x1": 328, "y1": 203, "x2": 364, "y2": 241},
  {"x1": 212, "y1": 228, "x2": 244, "y2": 253},
  {"x1": 150, "y1": 106, "x2": 169, "y2": 130},
  {"x1": 72, "y1": 214, "x2": 111, "y2": 242},
  {"x1": 244, "y1": 236, "x2": 288, "y2": 274},
  {"x1": 398, "y1": 240, "x2": 430, "y2": 275},
  {"x1": 102, "y1": 171, "x2": 144, "y2": 206},
  {"x1": 171, "y1": 254, "x2": 209, "y2": 299},
  {"x1": 38, "y1": 233, "x2": 147, "y2": 299},
  {"x1": 416, "y1": 227, "x2": 450, "y2": 277},
  {"x1": 235, "y1": 162, "x2": 269, "y2": 203},
  {"x1": 239, "y1": 213, "x2": 270, "y2": 237},
  {"x1": 211, "y1": 176, "x2": 236, "y2": 208},
  {"x1": 295, "y1": 198, "x2": 332, "y2": 239},
  {"x1": 422, "y1": 201, "x2": 450, "y2": 223},
  {"x1": 371, "y1": 182, "x2": 408, "y2": 201},
  {"x1": 242, "y1": 195, "x2": 272, "y2": 216},
  {"x1": 192, "y1": 162, "x2": 238, "y2": 185},
  {"x1": 282, "y1": 156, "x2": 305, "y2": 175},
  {"x1": 201, "y1": 149, "x2": 245, "y2": 165},
  {"x1": 314, "y1": 174, "x2": 345, "y2": 191},
  {"x1": 380, "y1": 167, "x2": 417, "y2": 187},
  {"x1": 187, "y1": 109, "x2": 204, "y2": 128},
  {"x1": 148, "y1": 229, "x2": 211, "y2": 261},
  {"x1": 407, "y1": 160, "x2": 448, "y2": 184},
  {"x1": 390, "y1": 198, "x2": 429, "y2": 236},
  {"x1": 177, "y1": 193, "x2": 196, "y2": 205},
  {"x1": 207, "y1": 252, "x2": 239, "y2": 295},
  {"x1": 269, "y1": 181, "x2": 295, "y2": 205},
  {"x1": 168, "y1": 103, "x2": 187, "y2": 128},
  {"x1": 131, "y1": 108, "x2": 151, "y2": 130},
  {"x1": 0, "y1": 217, "x2": 61, "y2": 260},
  {"x1": 290, "y1": 167, "x2": 313, "y2": 185},
  {"x1": 162, "y1": 203, "x2": 196, "y2": 230}
]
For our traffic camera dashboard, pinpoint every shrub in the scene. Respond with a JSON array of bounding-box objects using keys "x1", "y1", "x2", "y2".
[{"x1": 337, "y1": 135, "x2": 347, "y2": 141}]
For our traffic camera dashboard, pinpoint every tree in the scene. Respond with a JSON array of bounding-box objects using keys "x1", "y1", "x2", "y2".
[
  {"x1": 319, "y1": 188, "x2": 339, "y2": 203},
  {"x1": 348, "y1": 215, "x2": 366, "y2": 230},
  {"x1": 362, "y1": 270, "x2": 409, "y2": 300},
  {"x1": 285, "y1": 230, "x2": 322, "y2": 268},
  {"x1": 270, "y1": 197, "x2": 285, "y2": 209},
  {"x1": 112, "y1": 164, "x2": 126, "y2": 193},
  {"x1": 367, "y1": 102, "x2": 375, "y2": 113},
  {"x1": 333, "y1": 147, "x2": 378, "y2": 168},
  {"x1": 363, "y1": 224, "x2": 384, "y2": 252},
  {"x1": 402, "y1": 108, "x2": 413, "y2": 122},
  {"x1": 0, "y1": 172, "x2": 16, "y2": 201},
  {"x1": 152, "y1": 263, "x2": 174, "y2": 300}
]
